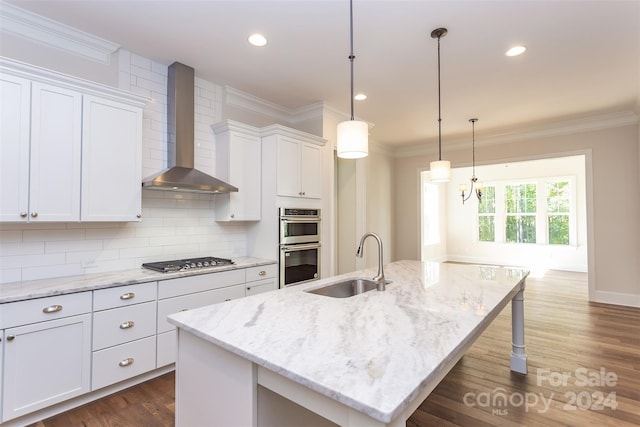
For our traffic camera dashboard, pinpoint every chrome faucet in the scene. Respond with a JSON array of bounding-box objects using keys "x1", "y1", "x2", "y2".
[{"x1": 356, "y1": 232, "x2": 385, "y2": 291}]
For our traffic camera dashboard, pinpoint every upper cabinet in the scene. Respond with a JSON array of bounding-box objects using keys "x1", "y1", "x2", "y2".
[
  {"x1": 0, "y1": 58, "x2": 146, "y2": 222},
  {"x1": 261, "y1": 125, "x2": 326, "y2": 200},
  {"x1": 212, "y1": 120, "x2": 262, "y2": 221},
  {"x1": 1, "y1": 75, "x2": 82, "y2": 222},
  {"x1": 81, "y1": 96, "x2": 142, "y2": 221}
]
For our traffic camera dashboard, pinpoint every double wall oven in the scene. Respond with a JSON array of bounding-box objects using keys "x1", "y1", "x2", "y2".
[{"x1": 279, "y1": 208, "x2": 321, "y2": 288}]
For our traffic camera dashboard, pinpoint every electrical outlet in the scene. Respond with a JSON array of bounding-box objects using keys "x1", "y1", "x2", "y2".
[{"x1": 81, "y1": 259, "x2": 96, "y2": 268}]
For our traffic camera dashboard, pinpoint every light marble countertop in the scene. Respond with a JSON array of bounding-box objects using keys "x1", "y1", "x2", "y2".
[
  {"x1": 168, "y1": 260, "x2": 529, "y2": 424},
  {"x1": 0, "y1": 257, "x2": 276, "y2": 303}
]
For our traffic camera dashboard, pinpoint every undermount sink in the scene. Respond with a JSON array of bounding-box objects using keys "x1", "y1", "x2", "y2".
[{"x1": 305, "y1": 278, "x2": 392, "y2": 298}]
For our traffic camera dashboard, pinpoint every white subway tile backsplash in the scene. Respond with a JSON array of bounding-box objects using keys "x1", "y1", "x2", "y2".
[
  {"x1": 0, "y1": 269, "x2": 21, "y2": 283},
  {"x1": 45, "y1": 239, "x2": 103, "y2": 253},
  {"x1": 0, "y1": 242, "x2": 45, "y2": 256},
  {"x1": 23, "y1": 229, "x2": 85, "y2": 242},
  {"x1": 23, "y1": 264, "x2": 84, "y2": 282}
]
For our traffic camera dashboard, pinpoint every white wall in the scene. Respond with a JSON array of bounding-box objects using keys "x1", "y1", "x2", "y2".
[
  {"x1": 445, "y1": 156, "x2": 588, "y2": 272},
  {"x1": 394, "y1": 122, "x2": 640, "y2": 307}
]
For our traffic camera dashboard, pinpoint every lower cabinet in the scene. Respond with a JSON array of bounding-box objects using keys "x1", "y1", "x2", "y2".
[
  {"x1": 156, "y1": 271, "x2": 246, "y2": 367},
  {"x1": 92, "y1": 336, "x2": 157, "y2": 390},
  {"x1": 91, "y1": 282, "x2": 157, "y2": 390},
  {"x1": 1, "y1": 293, "x2": 92, "y2": 422},
  {"x1": 0, "y1": 263, "x2": 277, "y2": 423},
  {"x1": 245, "y1": 264, "x2": 278, "y2": 296}
]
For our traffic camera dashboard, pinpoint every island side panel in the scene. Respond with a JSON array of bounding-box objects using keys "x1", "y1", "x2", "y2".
[
  {"x1": 510, "y1": 285, "x2": 528, "y2": 374},
  {"x1": 175, "y1": 329, "x2": 257, "y2": 427}
]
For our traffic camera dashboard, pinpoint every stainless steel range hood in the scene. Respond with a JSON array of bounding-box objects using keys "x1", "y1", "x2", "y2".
[{"x1": 142, "y1": 62, "x2": 238, "y2": 193}]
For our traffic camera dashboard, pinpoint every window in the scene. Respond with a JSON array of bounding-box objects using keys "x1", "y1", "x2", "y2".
[
  {"x1": 476, "y1": 177, "x2": 575, "y2": 246},
  {"x1": 505, "y1": 183, "x2": 537, "y2": 243},
  {"x1": 547, "y1": 180, "x2": 570, "y2": 245},
  {"x1": 478, "y1": 185, "x2": 495, "y2": 242}
]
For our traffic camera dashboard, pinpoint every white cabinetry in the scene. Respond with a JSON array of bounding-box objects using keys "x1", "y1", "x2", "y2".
[
  {"x1": 0, "y1": 293, "x2": 92, "y2": 422},
  {"x1": 81, "y1": 96, "x2": 142, "y2": 221},
  {"x1": 212, "y1": 120, "x2": 261, "y2": 221},
  {"x1": 0, "y1": 75, "x2": 82, "y2": 222},
  {"x1": 276, "y1": 136, "x2": 323, "y2": 199},
  {"x1": 91, "y1": 282, "x2": 157, "y2": 390},
  {"x1": 245, "y1": 264, "x2": 278, "y2": 295},
  {"x1": 156, "y1": 270, "x2": 246, "y2": 367},
  {"x1": 0, "y1": 58, "x2": 145, "y2": 223}
]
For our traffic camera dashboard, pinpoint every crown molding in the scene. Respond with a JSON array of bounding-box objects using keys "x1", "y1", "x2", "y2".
[
  {"x1": 0, "y1": 3, "x2": 119, "y2": 64},
  {"x1": 394, "y1": 110, "x2": 639, "y2": 158},
  {"x1": 0, "y1": 56, "x2": 148, "y2": 106}
]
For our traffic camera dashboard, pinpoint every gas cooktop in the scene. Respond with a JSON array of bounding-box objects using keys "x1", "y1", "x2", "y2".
[{"x1": 142, "y1": 257, "x2": 234, "y2": 273}]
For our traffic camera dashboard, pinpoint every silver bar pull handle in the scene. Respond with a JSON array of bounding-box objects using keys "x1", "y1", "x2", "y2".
[
  {"x1": 42, "y1": 304, "x2": 63, "y2": 314},
  {"x1": 119, "y1": 321, "x2": 135, "y2": 329},
  {"x1": 120, "y1": 292, "x2": 135, "y2": 300},
  {"x1": 119, "y1": 357, "x2": 134, "y2": 367}
]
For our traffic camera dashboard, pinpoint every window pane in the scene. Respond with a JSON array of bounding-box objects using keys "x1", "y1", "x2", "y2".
[
  {"x1": 548, "y1": 215, "x2": 570, "y2": 245},
  {"x1": 478, "y1": 185, "x2": 495, "y2": 214},
  {"x1": 547, "y1": 181, "x2": 570, "y2": 213},
  {"x1": 505, "y1": 183, "x2": 536, "y2": 213},
  {"x1": 506, "y1": 215, "x2": 536, "y2": 243},
  {"x1": 478, "y1": 216, "x2": 495, "y2": 242}
]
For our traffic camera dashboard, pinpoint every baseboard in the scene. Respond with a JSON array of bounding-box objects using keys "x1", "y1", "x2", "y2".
[{"x1": 590, "y1": 290, "x2": 640, "y2": 308}]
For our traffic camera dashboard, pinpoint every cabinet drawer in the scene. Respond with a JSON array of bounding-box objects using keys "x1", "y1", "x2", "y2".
[
  {"x1": 156, "y1": 330, "x2": 176, "y2": 367},
  {"x1": 0, "y1": 292, "x2": 92, "y2": 329},
  {"x1": 158, "y1": 269, "x2": 244, "y2": 299},
  {"x1": 157, "y1": 284, "x2": 245, "y2": 334},
  {"x1": 93, "y1": 282, "x2": 157, "y2": 311},
  {"x1": 245, "y1": 264, "x2": 277, "y2": 283},
  {"x1": 93, "y1": 301, "x2": 156, "y2": 350},
  {"x1": 91, "y1": 335, "x2": 156, "y2": 391},
  {"x1": 246, "y1": 278, "x2": 277, "y2": 296}
]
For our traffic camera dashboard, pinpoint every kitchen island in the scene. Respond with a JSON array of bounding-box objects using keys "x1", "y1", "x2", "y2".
[{"x1": 167, "y1": 260, "x2": 529, "y2": 427}]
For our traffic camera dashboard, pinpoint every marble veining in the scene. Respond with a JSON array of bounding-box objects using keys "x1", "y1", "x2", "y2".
[
  {"x1": 168, "y1": 260, "x2": 528, "y2": 423},
  {"x1": 0, "y1": 257, "x2": 276, "y2": 303}
]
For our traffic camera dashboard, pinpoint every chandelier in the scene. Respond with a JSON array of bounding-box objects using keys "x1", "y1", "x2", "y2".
[{"x1": 459, "y1": 118, "x2": 483, "y2": 204}]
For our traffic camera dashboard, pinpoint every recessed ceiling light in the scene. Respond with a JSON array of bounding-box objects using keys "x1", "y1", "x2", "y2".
[
  {"x1": 248, "y1": 34, "x2": 267, "y2": 47},
  {"x1": 354, "y1": 93, "x2": 367, "y2": 101},
  {"x1": 505, "y1": 46, "x2": 526, "y2": 57}
]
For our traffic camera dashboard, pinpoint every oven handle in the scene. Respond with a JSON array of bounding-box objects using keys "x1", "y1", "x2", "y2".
[
  {"x1": 281, "y1": 243, "x2": 321, "y2": 251},
  {"x1": 280, "y1": 217, "x2": 321, "y2": 222}
]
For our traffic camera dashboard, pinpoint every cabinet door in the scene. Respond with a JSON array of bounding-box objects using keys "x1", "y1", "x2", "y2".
[
  {"x1": 300, "y1": 143, "x2": 322, "y2": 199},
  {"x1": 245, "y1": 278, "x2": 277, "y2": 296},
  {"x1": 276, "y1": 136, "x2": 301, "y2": 197},
  {"x1": 81, "y1": 95, "x2": 142, "y2": 221},
  {"x1": 216, "y1": 131, "x2": 261, "y2": 221},
  {"x1": 0, "y1": 74, "x2": 30, "y2": 222},
  {"x1": 29, "y1": 82, "x2": 83, "y2": 221},
  {"x1": 2, "y1": 314, "x2": 91, "y2": 422}
]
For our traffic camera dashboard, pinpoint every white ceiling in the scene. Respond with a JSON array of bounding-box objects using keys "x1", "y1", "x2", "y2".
[{"x1": 5, "y1": 0, "x2": 640, "y2": 147}]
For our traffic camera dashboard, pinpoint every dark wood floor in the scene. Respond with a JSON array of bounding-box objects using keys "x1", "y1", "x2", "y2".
[{"x1": 33, "y1": 270, "x2": 640, "y2": 426}]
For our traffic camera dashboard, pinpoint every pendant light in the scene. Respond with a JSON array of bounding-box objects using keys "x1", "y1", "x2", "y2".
[
  {"x1": 337, "y1": 0, "x2": 368, "y2": 159},
  {"x1": 429, "y1": 27, "x2": 451, "y2": 182},
  {"x1": 460, "y1": 118, "x2": 483, "y2": 204}
]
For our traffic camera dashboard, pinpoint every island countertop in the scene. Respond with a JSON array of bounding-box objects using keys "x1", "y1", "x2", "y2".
[{"x1": 168, "y1": 260, "x2": 529, "y2": 424}]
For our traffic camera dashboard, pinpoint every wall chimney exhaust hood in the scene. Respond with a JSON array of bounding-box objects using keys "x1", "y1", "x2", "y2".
[{"x1": 142, "y1": 62, "x2": 238, "y2": 193}]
